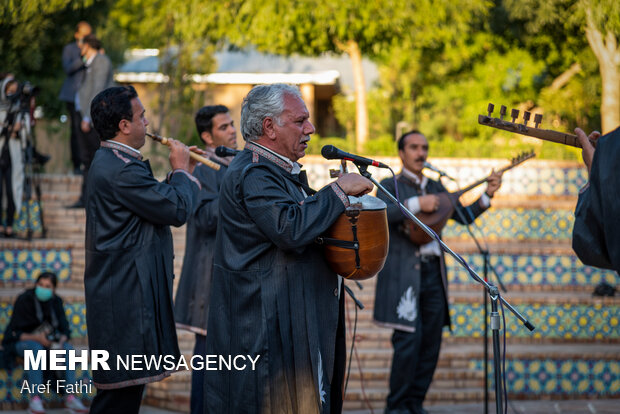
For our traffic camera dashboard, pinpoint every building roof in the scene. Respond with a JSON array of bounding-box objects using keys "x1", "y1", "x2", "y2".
[{"x1": 115, "y1": 48, "x2": 379, "y2": 92}]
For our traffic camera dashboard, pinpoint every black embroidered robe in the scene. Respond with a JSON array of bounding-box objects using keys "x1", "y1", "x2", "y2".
[
  {"x1": 204, "y1": 143, "x2": 349, "y2": 413},
  {"x1": 84, "y1": 142, "x2": 199, "y2": 388},
  {"x1": 573, "y1": 127, "x2": 620, "y2": 274},
  {"x1": 174, "y1": 157, "x2": 229, "y2": 335},
  {"x1": 373, "y1": 173, "x2": 488, "y2": 332}
]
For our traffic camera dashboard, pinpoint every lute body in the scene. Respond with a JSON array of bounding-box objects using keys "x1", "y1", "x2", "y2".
[{"x1": 404, "y1": 151, "x2": 535, "y2": 245}]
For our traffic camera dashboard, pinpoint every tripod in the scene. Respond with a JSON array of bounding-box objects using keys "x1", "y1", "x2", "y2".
[
  {"x1": 1, "y1": 104, "x2": 47, "y2": 239},
  {"x1": 354, "y1": 163, "x2": 534, "y2": 414}
]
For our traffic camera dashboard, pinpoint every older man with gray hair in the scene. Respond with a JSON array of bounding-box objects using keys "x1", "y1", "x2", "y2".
[{"x1": 204, "y1": 83, "x2": 372, "y2": 413}]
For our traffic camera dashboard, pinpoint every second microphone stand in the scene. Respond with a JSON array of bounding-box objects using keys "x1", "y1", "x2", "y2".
[
  {"x1": 439, "y1": 174, "x2": 509, "y2": 414},
  {"x1": 354, "y1": 163, "x2": 535, "y2": 414}
]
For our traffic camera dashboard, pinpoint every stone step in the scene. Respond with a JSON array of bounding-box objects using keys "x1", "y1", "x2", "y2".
[
  {"x1": 346, "y1": 287, "x2": 620, "y2": 305},
  {"x1": 4, "y1": 238, "x2": 611, "y2": 295},
  {"x1": 342, "y1": 387, "x2": 486, "y2": 410},
  {"x1": 2, "y1": 287, "x2": 616, "y2": 350},
  {"x1": 148, "y1": 351, "x2": 618, "y2": 410},
  {"x1": 353, "y1": 342, "x2": 620, "y2": 364},
  {"x1": 159, "y1": 342, "x2": 619, "y2": 381}
]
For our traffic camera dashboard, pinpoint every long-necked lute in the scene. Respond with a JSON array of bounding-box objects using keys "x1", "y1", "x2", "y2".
[
  {"x1": 478, "y1": 103, "x2": 597, "y2": 148},
  {"x1": 146, "y1": 132, "x2": 221, "y2": 171},
  {"x1": 404, "y1": 151, "x2": 535, "y2": 245}
]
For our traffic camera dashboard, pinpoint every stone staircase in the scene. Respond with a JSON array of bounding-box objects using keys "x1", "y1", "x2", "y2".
[{"x1": 1, "y1": 157, "x2": 619, "y2": 412}]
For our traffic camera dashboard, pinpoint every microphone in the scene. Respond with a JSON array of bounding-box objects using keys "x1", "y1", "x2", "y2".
[
  {"x1": 423, "y1": 162, "x2": 456, "y2": 181},
  {"x1": 215, "y1": 146, "x2": 240, "y2": 158},
  {"x1": 321, "y1": 145, "x2": 389, "y2": 168}
]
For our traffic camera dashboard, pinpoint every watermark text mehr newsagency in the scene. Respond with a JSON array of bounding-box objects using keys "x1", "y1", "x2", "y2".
[{"x1": 24, "y1": 350, "x2": 261, "y2": 371}]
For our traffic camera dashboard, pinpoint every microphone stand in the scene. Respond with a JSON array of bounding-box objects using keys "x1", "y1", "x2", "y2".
[
  {"x1": 440, "y1": 175, "x2": 507, "y2": 414},
  {"x1": 353, "y1": 163, "x2": 535, "y2": 414}
]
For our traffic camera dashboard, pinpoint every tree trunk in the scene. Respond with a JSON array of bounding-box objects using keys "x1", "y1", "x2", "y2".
[
  {"x1": 345, "y1": 40, "x2": 369, "y2": 153},
  {"x1": 585, "y1": 10, "x2": 620, "y2": 134}
]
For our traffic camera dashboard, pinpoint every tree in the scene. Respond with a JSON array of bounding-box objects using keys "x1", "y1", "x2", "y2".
[
  {"x1": 108, "y1": 0, "x2": 232, "y2": 140},
  {"x1": 374, "y1": 0, "x2": 609, "y2": 148},
  {"x1": 582, "y1": 0, "x2": 620, "y2": 133},
  {"x1": 228, "y1": 0, "x2": 487, "y2": 153},
  {"x1": 503, "y1": 0, "x2": 619, "y2": 132},
  {"x1": 0, "y1": 0, "x2": 113, "y2": 116}
]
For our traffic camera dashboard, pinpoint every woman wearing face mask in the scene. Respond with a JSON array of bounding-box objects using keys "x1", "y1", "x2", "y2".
[{"x1": 2, "y1": 272, "x2": 88, "y2": 414}]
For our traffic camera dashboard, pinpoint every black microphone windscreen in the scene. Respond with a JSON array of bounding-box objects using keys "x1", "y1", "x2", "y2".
[
  {"x1": 215, "y1": 146, "x2": 237, "y2": 157},
  {"x1": 321, "y1": 145, "x2": 339, "y2": 159}
]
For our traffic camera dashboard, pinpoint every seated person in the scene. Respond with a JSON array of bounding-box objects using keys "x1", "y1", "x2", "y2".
[{"x1": 2, "y1": 272, "x2": 88, "y2": 414}]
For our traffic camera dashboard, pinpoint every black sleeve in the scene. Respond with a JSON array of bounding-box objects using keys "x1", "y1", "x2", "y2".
[
  {"x1": 572, "y1": 132, "x2": 619, "y2": 271},
  {"x1": 2, "y1": 293, "x2": 30, "y2": 346},
  {"x1": 241, "y1": 165, "x2": 347, "y2": 251},
  {"x1": 191, "y1": 166, "x2": 221, "y2": 232},
  {"x1": 113, "y1": 162, "x2": 199, "y2": 227}
]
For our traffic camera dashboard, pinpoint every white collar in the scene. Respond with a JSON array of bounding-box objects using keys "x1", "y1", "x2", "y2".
[
  {"x1": 85, "y1": 53, "x2": 97, "y2": 66},
  {"x1": 402, "y1": 167, "x2": 428, "y2": 189}
]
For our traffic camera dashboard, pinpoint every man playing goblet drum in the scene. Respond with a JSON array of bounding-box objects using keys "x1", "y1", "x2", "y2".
[{"x1": 204, "y1": 83, "x2": 372, "y2": 414}]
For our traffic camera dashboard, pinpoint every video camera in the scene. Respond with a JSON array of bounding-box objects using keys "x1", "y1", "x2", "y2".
[
  {"x1": 1, "y1": 76, "x2": 39, "y2": 112},
  {"x1": 10, "y1": 80, "x2": 40, "y2": 113},
  {"x1": 46, "y1": 330, "x2": 63, "y2": 343},
  {"x1": 18, "y1": 81, "x2": 40, "y2": 100}
]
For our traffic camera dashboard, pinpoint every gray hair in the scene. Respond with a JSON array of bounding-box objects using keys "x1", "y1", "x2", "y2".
[{"x1": 241, "y1": 83, "x2": 302, "y2": 142}]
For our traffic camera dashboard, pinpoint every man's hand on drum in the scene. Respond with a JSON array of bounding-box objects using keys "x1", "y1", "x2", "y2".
[{"x1": 336, "y1": 173, "x2": 373, "y2": 197}]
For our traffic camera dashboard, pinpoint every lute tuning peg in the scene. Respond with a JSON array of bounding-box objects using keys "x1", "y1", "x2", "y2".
[
  {"x1": 534, "y1": 113, "x2": 543, "y2": 128},
  {"x1": 511, "y1": 109, "x2": 519, "y2": 123},
  {"x1": 500, "y1": 105, "x2": 507, "y2": 120},
  {"x1": 487, "y1": 103, "x2": 495, "y2": 117}
]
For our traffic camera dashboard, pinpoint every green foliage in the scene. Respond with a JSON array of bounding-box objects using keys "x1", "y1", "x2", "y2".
[
  {"x1": 360, "y1": 0, "x2": 608, "y2": 159},
  {"x1": 0, "y1": 0, "x2": 118, "y2": 118},
  {"x1": 231, "y1": 0, "x2": 423, "y2": 57},
  {"x1": 108, "y1": 0, "x2": 230, "y2": 138},
  {"x1": 1, "y1": 0, "x2": 612, "y2": 158},
  {"x1": 580, "y1": 0, "x2": 620, "y2": 34},
  {"x1": 363, "y1": 134, "x2": 397, "y2": 157},
  {"x1": 305, "y1": 129, "x2": 580, "y2": 160},
  {"x1": 427, "y1": 134, "x2": 581, "y2": 160},
  {"x1": 306, "y1": 135, "x2": 356, "y2": 155}
]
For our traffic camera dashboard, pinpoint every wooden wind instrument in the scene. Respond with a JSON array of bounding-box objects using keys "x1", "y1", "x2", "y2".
[
  {"x1": 146, "y1": 132, "x2": 220, "y2": 171},
  {"x1": 478, "y1": 103, "x2": 597, "y2": 148}
]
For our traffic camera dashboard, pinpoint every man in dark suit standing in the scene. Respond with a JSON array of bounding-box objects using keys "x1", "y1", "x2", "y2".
[
  {"x1": 58, "y1": 21, "x2": 91, "y2": 175},
  {"x1": 69, "y1": 34, "x2": 114, "y2": 208}
]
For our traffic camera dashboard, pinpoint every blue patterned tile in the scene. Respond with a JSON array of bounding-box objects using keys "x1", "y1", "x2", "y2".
[
  {"x1": 471, "y1": 359, "x2": 620, "y2": 396},
  {"x1": 448, "y1": 303, "x2": 620, "y2": 340},
  {"x1": 0, "y1": 249, "x2": 71, "y2": 283},
  {"x1": 446, "y1": 254, "x2": 617, "y2": 287},
  {"x1": 0, "y1": 301, "x2": 87, "y2": 343},
  {"x1": 305, "y1": 157, "x2": 587, "y2": 197}
]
